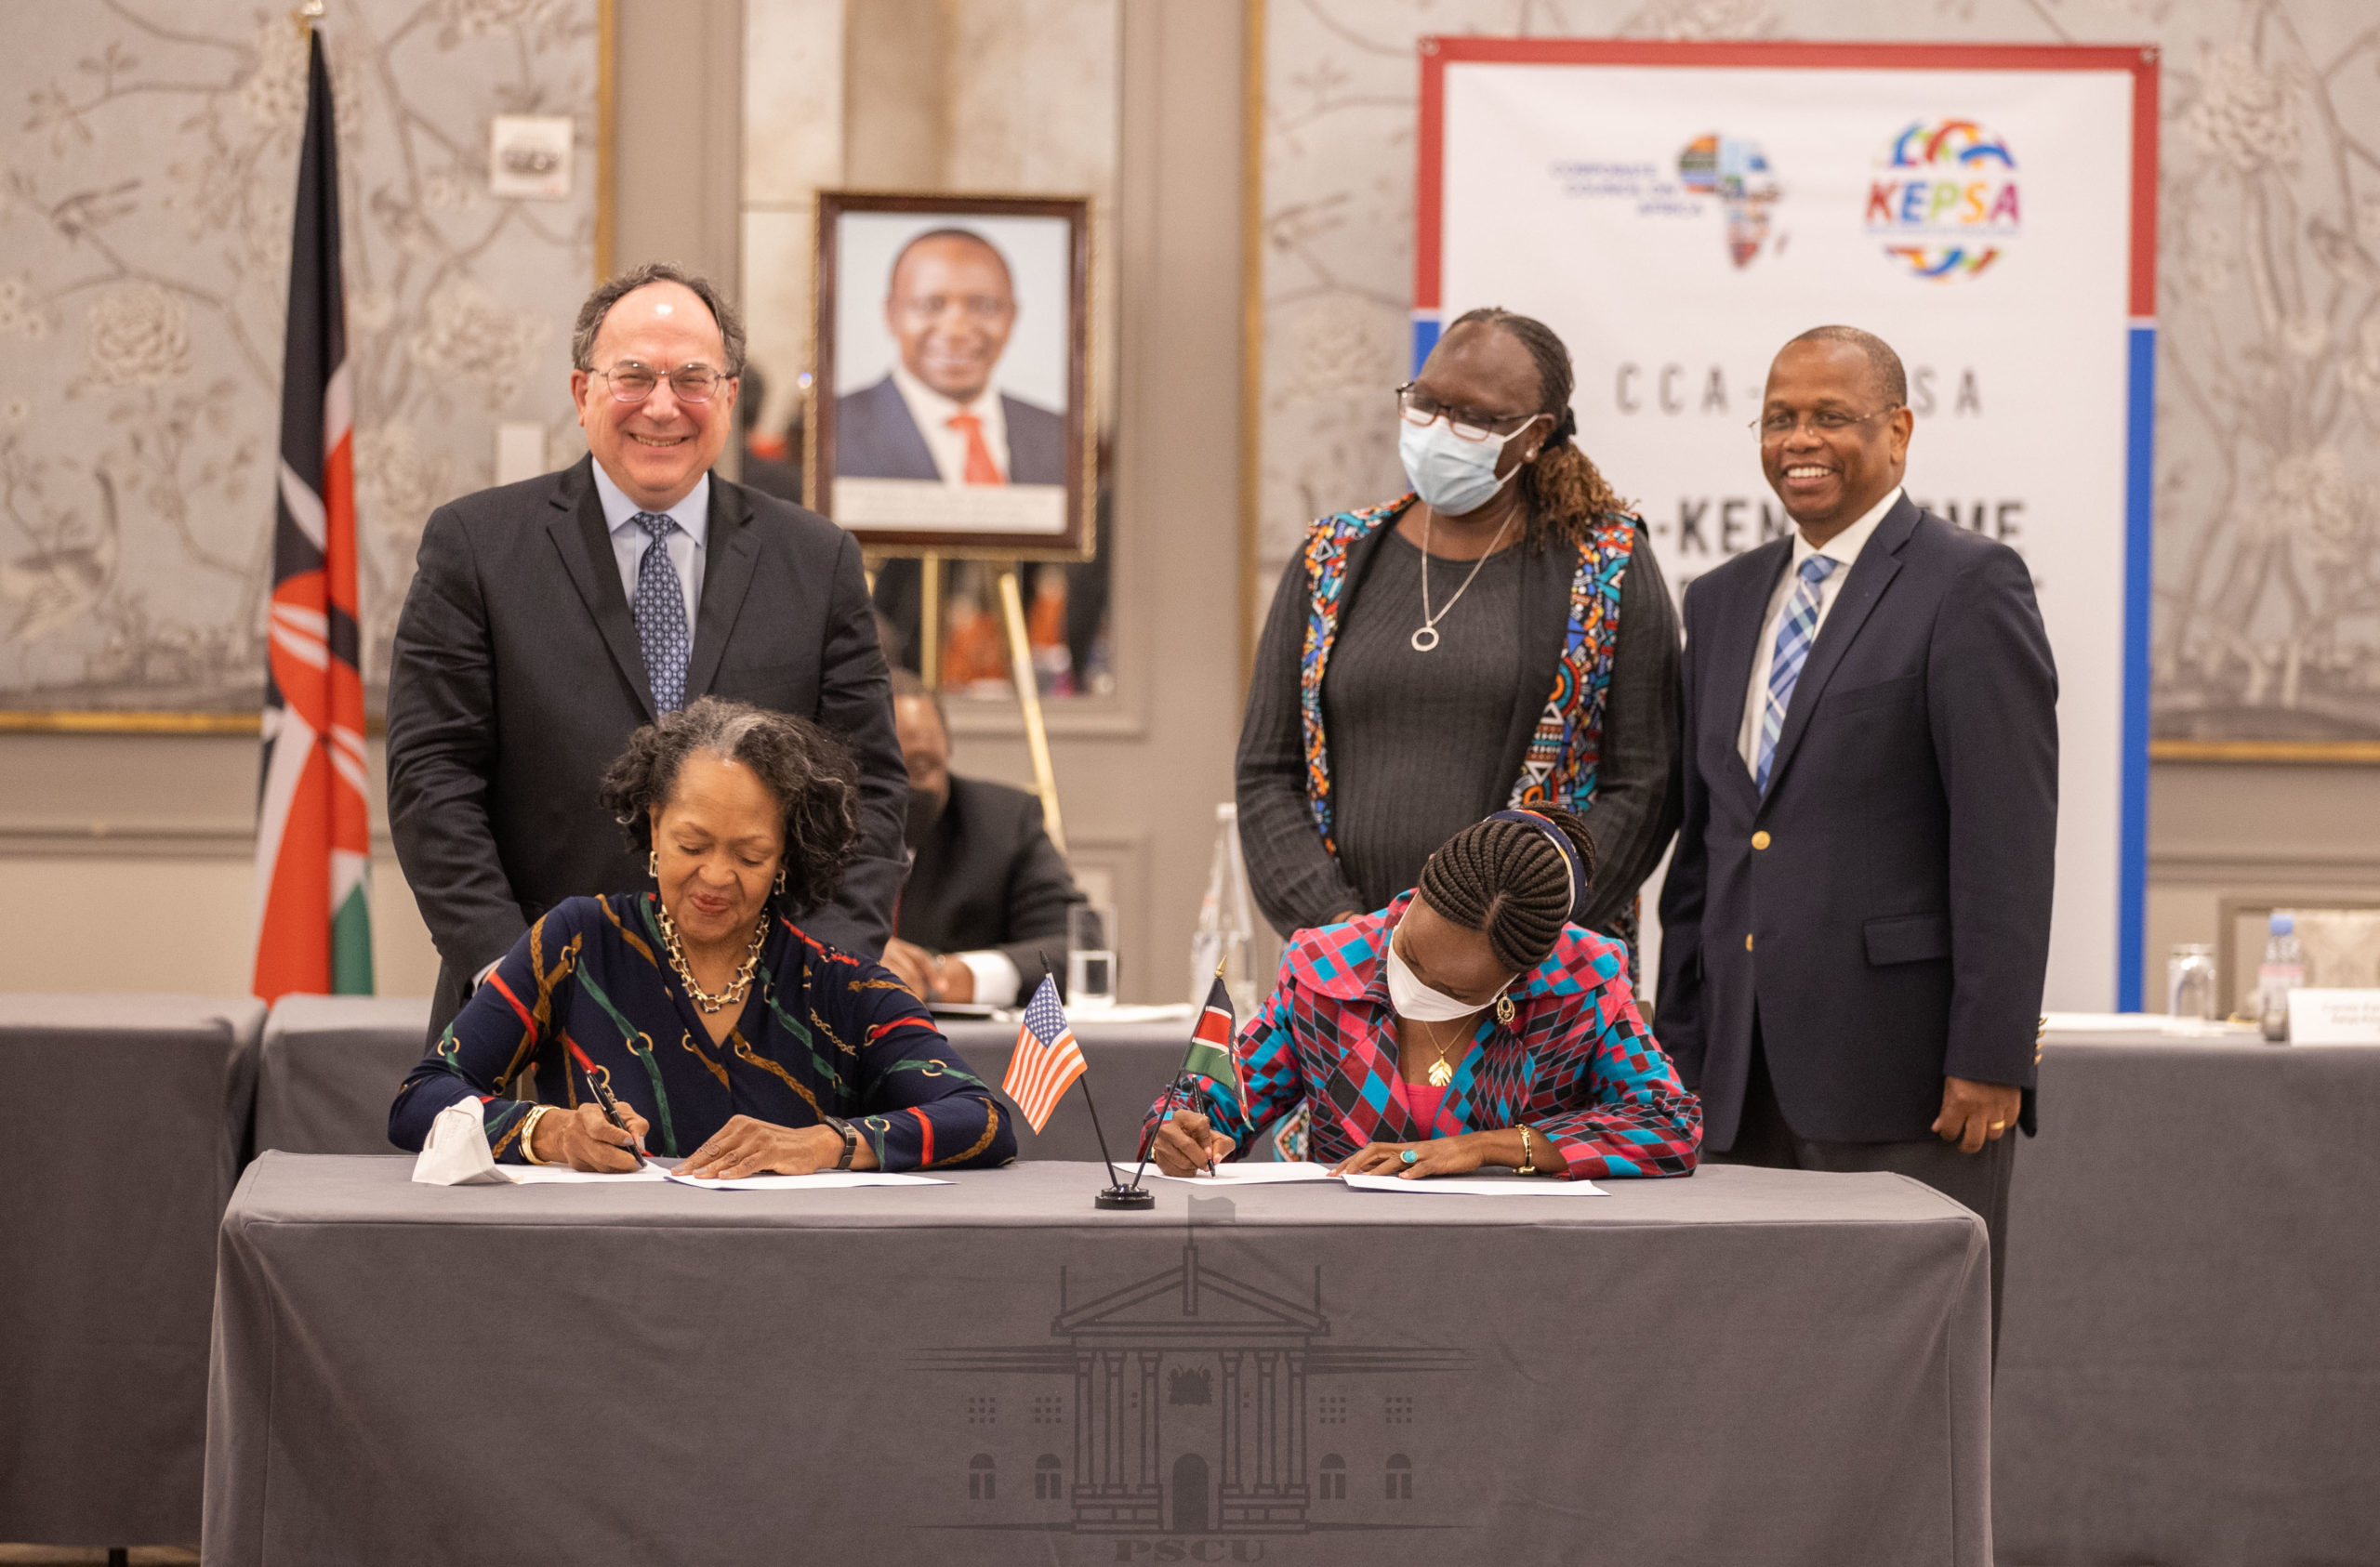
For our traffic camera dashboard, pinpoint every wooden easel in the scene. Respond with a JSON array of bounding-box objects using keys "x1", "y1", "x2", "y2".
[{"x1": 915, "y1": 551, "x2": 1067, "y2": 855}]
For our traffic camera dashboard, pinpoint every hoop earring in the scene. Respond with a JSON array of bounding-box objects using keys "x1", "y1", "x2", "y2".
[
  {"x1": 1495, "y1": 994, "x2": 1516, "y2": 1026},
  {"x1": 647, "y1": 849, "x2": 659, "y2": 880}
]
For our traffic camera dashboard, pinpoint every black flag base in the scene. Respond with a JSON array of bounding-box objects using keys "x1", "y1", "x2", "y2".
[{"x1": 1094, "y1": 1183, "x2": 1157, "y2": 1211}]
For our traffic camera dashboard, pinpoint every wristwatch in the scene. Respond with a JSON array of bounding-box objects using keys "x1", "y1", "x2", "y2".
[{"x1": 824, "y1": 1114, "x2": 859, "y2": 1170}]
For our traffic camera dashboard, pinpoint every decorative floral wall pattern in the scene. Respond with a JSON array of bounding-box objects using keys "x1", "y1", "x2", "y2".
[
  {"x1": 1258, "y1": 0, "x2": 2380, "y2": 744},
  {"x1": 0, "y1": 0, "x2": 595, "y2": 715}
]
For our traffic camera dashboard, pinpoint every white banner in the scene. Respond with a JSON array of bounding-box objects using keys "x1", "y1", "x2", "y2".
[{"x1": 1421, "y1": 42, "x2": 2156, "y2": 1009}]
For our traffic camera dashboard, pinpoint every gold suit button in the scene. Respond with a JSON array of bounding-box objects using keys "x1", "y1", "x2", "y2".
[
  {"x1": 1745, "y1": 934, "x2": 1755, "y2": 952},
  {"x1": 1751, "y1": 830, "x2": 1772, "y2": 849}
]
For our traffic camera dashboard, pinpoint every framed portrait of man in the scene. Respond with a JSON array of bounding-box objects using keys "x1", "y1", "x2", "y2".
[{"x1": 810, "y1": 191, "x2": 1094, "y2": 559}]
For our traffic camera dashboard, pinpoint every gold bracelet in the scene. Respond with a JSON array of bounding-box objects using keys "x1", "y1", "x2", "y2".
[
  {"x1": 518, "y1": 1104, "x2": 550, "y2": 1165},
  {"x1": 1515, "y1": 1125, "x2": 1537, "y2": 1177}
]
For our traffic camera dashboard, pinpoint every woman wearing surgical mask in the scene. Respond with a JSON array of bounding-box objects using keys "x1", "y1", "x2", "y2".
[
  {"x1": 1236, "y1": 308, "x2": 1681, "y2": 967},
  {"x1": 1143, "y1": 809, "x2": 1699, "y2": 1181}
]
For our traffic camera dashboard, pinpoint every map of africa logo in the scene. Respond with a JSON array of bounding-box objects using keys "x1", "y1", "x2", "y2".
[
  {"x1": 1866, "y1": 118, "x2": 2021, "y2": 280},
  {"x1": 1676, "y1": 134, "x2": 1781, "y2": 268}
]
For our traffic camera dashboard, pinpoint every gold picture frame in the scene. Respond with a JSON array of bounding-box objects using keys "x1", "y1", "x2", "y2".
[{"x1": 804, "y1": 189, "x2": 1100, "y2": 563}]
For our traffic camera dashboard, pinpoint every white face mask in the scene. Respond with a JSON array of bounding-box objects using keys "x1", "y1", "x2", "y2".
[
  {"x1": 1385, "y1": 934, "x2": 1511, "y2": 1021},
  {"x1": 1396, "y1": 413, "x2": 1543, "y2": 516}
]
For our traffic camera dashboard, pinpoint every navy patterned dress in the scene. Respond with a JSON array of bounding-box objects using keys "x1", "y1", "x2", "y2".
[{"x1": 390, "y1": 893, "x2": 1014, "y2": 1169}]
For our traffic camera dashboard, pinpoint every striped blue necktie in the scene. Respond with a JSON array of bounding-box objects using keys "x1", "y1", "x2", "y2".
[
  {"x1": 1753, "y1": 554, "x2": 1840, "y2": 793},
  {"x1": 631, "y1": 511, "x2": 689, "y2": 713}
]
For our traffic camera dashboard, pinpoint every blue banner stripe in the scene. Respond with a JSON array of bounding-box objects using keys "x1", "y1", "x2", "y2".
[
  {"x1": 2118, "y1": 324, "x2": 2155, "y2": 1011},
  {"x1": 1410, "y1": 314, "x2": 1441, "y2": 376}
]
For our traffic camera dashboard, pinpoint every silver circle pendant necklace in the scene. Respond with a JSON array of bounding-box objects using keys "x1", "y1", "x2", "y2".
[{"x1": 1411, "y1": 503, "x2": 1516, "y2": 652}]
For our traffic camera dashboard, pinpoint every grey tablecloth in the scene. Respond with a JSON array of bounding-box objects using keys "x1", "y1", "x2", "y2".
[
  {"x1": 1995, "y1": 1033, "x2": 2380, "y2": 1567},
  {"x1": 248, "y1": 999, "x2": 1201, "y2": 1165},
  {"x1": 204, "y1": 1155, "x2": 1991, "y2": 1566},
  {"x1": 253, "y1": 995, "x2": 432, "y2": 1156},
  {"x1": 1, "y1": 993, "x2": 265, "y2": 1547}
]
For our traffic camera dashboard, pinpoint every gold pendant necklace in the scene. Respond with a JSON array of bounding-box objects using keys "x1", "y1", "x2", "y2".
[
  {"x1": 1420, "y1": 1016, "x2": 1460, "y2": 1087},
  {"x1": 654, "y1": 901, "x2": 768, "y2": 1014}
]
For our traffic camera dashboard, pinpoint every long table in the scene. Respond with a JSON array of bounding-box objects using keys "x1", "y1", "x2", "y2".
[
  {"x1": 0, "y1": 994, "x2": 264, "y2": 1548},
  {"x1": 203, "y1": 1155, "x2": 1991, "y2": 1566},
  {"x1": 248, "y1": 999, "x2": 1204, "y2": 1165},
  {"x1": 1992, "y1": 1023, "x2": 2380, "y2": 1567}
]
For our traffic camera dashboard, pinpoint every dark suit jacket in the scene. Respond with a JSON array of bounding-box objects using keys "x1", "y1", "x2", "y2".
[
  {"x1": 897, "y1": 775, "x2": 1084, "y2": 992},
  {"x1": 1654, "y1": 496, "x2": 2057, "y2": 1147},
  {"x1": 834, "y1": 375, "x2": 1065, "y2": 484},
  {"x1": 388, "y1": 455, "x2": 908, "y2": 1033}
]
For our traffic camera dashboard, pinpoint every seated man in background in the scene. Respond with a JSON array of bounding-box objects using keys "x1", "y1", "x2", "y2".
[{"x1": 880, "y1": 671, "x2": 1083, "y2": 1005}]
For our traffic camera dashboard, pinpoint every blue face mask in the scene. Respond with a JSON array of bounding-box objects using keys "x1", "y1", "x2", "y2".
[{"x1": 1397, "y1": 414, "x2": 1544, "y2": 516}]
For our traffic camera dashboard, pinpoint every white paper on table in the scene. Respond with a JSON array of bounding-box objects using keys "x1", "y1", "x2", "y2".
[
  {"x1": 1340, "y1": 1173, "x2": 1606, "y2": 1196},
  {"x1": 2042, "y1": 1011, "x2": 2169, "y2": 1033},
  {"x1": 661, "y1": 1170, "x2": 953, "y2": 1191},
  {"x1": 1148, "y1": 1162, "x2": 1340, "y2": 1186},
  {"x1": 1060, "y1": 1002, "x2": 1198, "y2": 1024},
  {"x1": 504, "y1": 1164, "x2": 670, "y2": 1184},
  {"x1": 412, "y1": 1098, "x2": 515, "y2": 1185}
]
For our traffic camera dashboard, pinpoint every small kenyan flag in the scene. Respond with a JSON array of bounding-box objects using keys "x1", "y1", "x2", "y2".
[{"x1": 1180, "y1": 972, "x2": 1244, "y2": 1110}]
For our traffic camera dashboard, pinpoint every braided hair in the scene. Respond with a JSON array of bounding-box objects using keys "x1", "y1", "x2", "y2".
[
  {"x1": 1416, "y1": 807, "x2": 1598, "y2": 974},
  {"x1": 1444, "y1": 306, "x2": 1633, "y2": 551}
]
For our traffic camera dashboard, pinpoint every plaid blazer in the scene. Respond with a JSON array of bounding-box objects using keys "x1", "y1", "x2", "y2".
[{"x1": 1149, "y1": 893, "x2": 1700, "y2": 1180}]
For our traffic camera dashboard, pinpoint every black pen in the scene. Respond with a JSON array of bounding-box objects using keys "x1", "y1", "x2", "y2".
[{"x1": 585, "y1": 1072, "x2": 648, "y2": 1169}]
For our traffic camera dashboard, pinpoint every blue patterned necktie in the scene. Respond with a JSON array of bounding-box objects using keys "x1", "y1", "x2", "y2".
[
  {"x1": 631, "y1": 511, "x2": 689, "y2": 713},
  {"x1": 1753, "y1": 554, "x2": 1840, "y2": 793}
]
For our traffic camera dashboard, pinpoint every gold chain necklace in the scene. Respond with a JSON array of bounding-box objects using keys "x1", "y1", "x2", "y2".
[{"x1": 654, "y1": 901, "x2": 768, "y2": 1014}]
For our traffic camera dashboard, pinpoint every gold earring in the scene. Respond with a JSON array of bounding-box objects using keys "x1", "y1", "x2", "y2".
[
  {"x1": 1495, "y1": 994, "x2": 1516, "y2": 1025},
  {"x1": 648, "y1": 849, "x2": 659, "y2": 879},
  {"x1": 774, "y1": 866, "x2": 787, "y2": 895}
]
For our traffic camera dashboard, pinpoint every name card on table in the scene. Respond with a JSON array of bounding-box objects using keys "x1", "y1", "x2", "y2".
[{"x1": 2285, "y1": 989, "x2": 2380, "y2": 1045}]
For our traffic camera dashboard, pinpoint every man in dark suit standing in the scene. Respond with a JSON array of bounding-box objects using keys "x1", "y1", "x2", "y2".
[
  {"x1": 388, "y1": 263, "x2": 907, "y2": 1035},
  {"x1": 1656, "y1": 325, "x2": 2057, "y2": 1338},
  {"x1": 877, "y1": 672, "x2": 1082, "y2": 1006},
  {"x1": 835, "y1": 228, "x2": 1065, "y2": 486}
]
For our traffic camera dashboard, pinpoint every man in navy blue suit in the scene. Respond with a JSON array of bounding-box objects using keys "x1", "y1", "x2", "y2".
[
  {"x1": 1656, "y1": 325, "x2": 2057, "y2": 1345},
  {"x1": 835, "y1": 228, "x2": 1065, "y2": 486}
]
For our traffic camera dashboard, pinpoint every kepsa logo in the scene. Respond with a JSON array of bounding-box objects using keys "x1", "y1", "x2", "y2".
[{"x1": 1866, "y1": 119, "x2": 2019, "y2": 280}]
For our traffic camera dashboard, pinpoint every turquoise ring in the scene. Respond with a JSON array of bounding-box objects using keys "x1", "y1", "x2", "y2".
[{"x1": 1399, "y1": 1149, "x2": 1419, "y2": 1165}]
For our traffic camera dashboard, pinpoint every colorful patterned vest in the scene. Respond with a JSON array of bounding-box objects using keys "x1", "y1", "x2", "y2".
[{"x1": 1295, "y1": 494, "x2": 1638, "y2": 885}]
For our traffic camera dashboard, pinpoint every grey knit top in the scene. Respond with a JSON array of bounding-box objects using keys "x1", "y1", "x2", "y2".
[
  {"x1": 1321, "y1": 532, "x2": 1525, "y2": 917},
  {"x1": 1236, "y1": 516, "x2": 1683, "y2": 942}
]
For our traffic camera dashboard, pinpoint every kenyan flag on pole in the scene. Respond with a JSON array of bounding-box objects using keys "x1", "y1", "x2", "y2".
[
  {"x1": 252, "y1": 26, "x2": 371, "y2": 1001},
  {"x1": 1182, "y1": 972, "x2": 1245, "y2": 1109}
]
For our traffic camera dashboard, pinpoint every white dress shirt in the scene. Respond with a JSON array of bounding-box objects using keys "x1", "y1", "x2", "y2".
[
  {"x1": 952, "y1": 950, "x2": 1023, "y2": 1008},
  {"x1": 1735, "y1": 485, "x2": 1903, "y2": 774},
  {"x1": 891, "y1": 362, "x2": 1011, "y2": 484},
  {"x1": 592, "y1": 461, "x2": 708, "y2": 630}
]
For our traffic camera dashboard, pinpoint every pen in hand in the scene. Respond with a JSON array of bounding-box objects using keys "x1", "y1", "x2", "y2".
[{"x1": 585, "y1": 1072, "x2": 647, "y2": 1168}]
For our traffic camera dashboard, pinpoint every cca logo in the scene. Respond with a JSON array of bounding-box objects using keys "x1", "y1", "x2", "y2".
[{"x1": 1865, "y1": 119, "x2": 2019, "y2": 280}]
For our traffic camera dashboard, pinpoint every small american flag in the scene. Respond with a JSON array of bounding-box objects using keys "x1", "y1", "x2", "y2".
[{"x1": 1001, "y1": 975, "x2": 1087, "y2": 1134}]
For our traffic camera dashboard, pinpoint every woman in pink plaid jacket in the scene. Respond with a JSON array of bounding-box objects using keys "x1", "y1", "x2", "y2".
[{"x1": 1145, "y1": 808, "x2": 1700, "y2": 1181}]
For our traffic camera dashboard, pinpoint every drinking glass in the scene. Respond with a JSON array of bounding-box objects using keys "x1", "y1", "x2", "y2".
[
  {"x1": 1068, "y1": 902, "x2": 1118, "y2": 1011},
  {"x1": 2166, "y1": 942, "x2": 2218, "y2": 1021}
]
